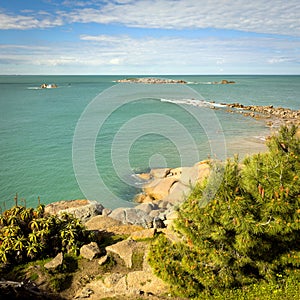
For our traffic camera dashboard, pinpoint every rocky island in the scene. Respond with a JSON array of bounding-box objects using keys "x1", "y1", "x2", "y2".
[{"x1": 116, "y1": 77, "x2": 187, "y2": 84}]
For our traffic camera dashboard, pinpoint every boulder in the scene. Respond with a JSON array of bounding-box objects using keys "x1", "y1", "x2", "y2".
[
  {"x1": 150, "y1": 168, "x2": 171, "y2": 178},
  {"x1": 106, "y1": 239, "x2": 137, "y2": 268},
  {"x1": 176, "y1": 163, "x2": 210, "y2": 186},
  {"x1": 130, "y1": 229, "x2": 156, "y2": 241},
  {"x1": 143, "y1": 177, "x2": 178, "y2": 200},
  {"x1": 134, "y1": 203, "x2": 159, "y2": 214},
  {"x1": 109, "y1": 207, "x2": 153, "y2": 228},
  {"x1": 45, "y1": 199, "x2": 104, "y2": 223},
  {"x1": 134, "y1": 193, "x2": 153, "y2": 203},
  {"x1": 104, "y1": 224, "x2": 144, "y2": 235},
  {"x1": 138, "y1": 161, "x2": 211, "y2": 204},
  {"x1": 44, "y1": 252, "x2": 63, "y2": 270},
  {"x1": 84, "y1": 215, "x2": 122, "y2": 231},
  {"x1": 153, "y1": 217, "x2": 166, "y2": 229},
  {"x1": 80, "y1": 242, "x2": 101, "y2": 260},
  {"x1": 164, "y1": 181, "x2": 191, "y2": 204},
  {"x1": 98, "y1": 254, "x2": 108, "y2": 266}
]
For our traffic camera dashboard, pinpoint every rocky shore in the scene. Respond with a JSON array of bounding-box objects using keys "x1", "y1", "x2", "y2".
[
  {"x1": 29, "y1": 162, "x2": 211, "y2": 299},
  {"x1": 219, "y1": 102, "x2": 300, "y2": 128}
]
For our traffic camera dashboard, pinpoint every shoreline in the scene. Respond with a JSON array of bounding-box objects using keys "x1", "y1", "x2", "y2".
[{"x1": 217, "y1": 102, "x2": 300, "y2": 128}]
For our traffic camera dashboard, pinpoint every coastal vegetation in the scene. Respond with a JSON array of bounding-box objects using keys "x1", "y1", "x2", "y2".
[
  {"x1": 0, "y1": 198, "x2": 92, "y2": 264},
  {"x1": 1, "y1": 125, "x2": 300, "y2": 299},
  {"x1": 148, "y1": 125, "x2": 300, "y2": 298}
]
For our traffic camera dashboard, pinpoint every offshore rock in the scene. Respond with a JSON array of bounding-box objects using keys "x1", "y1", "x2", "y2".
[{"x1": 116, "y1": 77, "x2": 187, "y2": 84}]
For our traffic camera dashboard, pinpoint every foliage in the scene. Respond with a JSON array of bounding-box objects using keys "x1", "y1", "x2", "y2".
[
  {"x1": 0, "y1": 201, "x2": 92, "y2": 264},
  {"x1": 149, "y1": 125, "x2": 300, "y2": 298}
]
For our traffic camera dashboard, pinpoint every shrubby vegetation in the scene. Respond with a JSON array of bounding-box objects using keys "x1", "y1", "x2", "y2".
[
  {"x1": 0, "y1": 198, "x2": 91, "y2": 264},
  {"x1": 149, "y1": 125, "x2": 300, "y2": 298}
]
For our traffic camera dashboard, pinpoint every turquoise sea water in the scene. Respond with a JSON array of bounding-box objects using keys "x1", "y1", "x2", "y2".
[{"x1": 0, "y1": 75, "x2": 299, "y2": 209}]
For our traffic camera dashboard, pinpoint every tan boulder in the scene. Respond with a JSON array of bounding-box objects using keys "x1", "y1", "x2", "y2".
[
  {"x1": 84, "y1": 215, "x2": 122, "y2": 231},
  {"x1": 130, "y1": 229, "x2": 156, "y2": 241},
  {"x1": 164, "y1": 181, "x2": 191, "y2": 203},
  {"x1": 80, "y1": 242, "x2": 101, "y2": 260},
  {"x1": 105, "y1": 224, "x2": 144, "y2": 235},
  {"x1": 143, "y1": 177, "x2": 178, "y2": 200},
  {"x1": 136, "y1": 173, "x2": 151, "y2": 181},
  {"x1": 134, "y1": 193, "x2": 153, "y2": 203},
  {"x1": 44, "y1": 252, "x2": 63, "y2": 270},
  {"x1": 150, "y1": 168, "x2": 171, "y2": 178},
  {"x1": 106, "y1": 239, "x2": 137, "y2": 268}
]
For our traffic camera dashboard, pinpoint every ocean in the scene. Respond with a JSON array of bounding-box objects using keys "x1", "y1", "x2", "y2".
[{"x1": 0, "y1": 75, "x2": 299, "y2": 209}]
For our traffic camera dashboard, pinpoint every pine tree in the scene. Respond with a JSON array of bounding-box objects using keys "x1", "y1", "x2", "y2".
[{"x1": 148, "y1": 125, "x2": 300, "y2": 297}]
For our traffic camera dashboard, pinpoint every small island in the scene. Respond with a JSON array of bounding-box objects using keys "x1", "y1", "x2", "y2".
[
  {"x1": 116, "y1": 77, "x2": 187, "y2": 84},
  {"x1": 40, "y1": 83, "x2": 58, "y2": 89}
]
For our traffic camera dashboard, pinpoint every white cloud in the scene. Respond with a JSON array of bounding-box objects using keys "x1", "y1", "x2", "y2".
[
  {"x1": 1, "y1": 0, "x2": 299, "y2": 36},
  {"x1": 268, "y1": 57, "x2": 294, "y2": 64},
  {"x1": 1, "y1": 33, "x2": 299, "y2": 74},
  {"x1": 65, "y1": 0, "x2": 300, "y2": 36},
  {"x1": 0, "y1": 11, "x2": 63, "y2": 30}
]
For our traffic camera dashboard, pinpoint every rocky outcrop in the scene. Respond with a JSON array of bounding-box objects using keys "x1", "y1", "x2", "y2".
[
  {"x1": 212, "y1": 79, "x2": 236, "y2": 84},
  {"x1": 116, "y1": 77, "x2": 187, "y2": 84},
  {"x1": 137, "y1": 160, "x2": 211, "y2": 204},
  {"x1": 75, "y1": 242, "x2": 169, "y2": 299},
  {"x1": 225, "y1": 103, "x2": 300, "y2": 127},
  {"x1": 45, "y1": 199, "x2": 104, "y2": 223},
  {"x1": 108, "y1": 207, "x2": 154, "y2": 228},
  {"x1": 40, "y1": 83, "x2": 57, "y2": 88}
]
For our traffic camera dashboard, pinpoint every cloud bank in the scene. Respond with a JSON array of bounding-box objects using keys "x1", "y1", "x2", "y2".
[{"x1": 0, "y1": 0, "x2": 299, "y2": 36}]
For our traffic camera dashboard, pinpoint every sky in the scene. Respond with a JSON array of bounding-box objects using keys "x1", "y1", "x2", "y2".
[{"x1": 0, "y1": 0, "x2": 299, "y2": 75}]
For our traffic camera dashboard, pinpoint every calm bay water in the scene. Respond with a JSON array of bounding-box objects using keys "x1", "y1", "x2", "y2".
[{"x1": 0, "y1": 75, "x2": 299, "y2": 209}]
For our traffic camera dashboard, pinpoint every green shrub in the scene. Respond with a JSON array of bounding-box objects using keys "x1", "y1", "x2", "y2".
[
  {"x1": 0, "y1": 202, "x2": 92, "y2": 264},
  {"x1": 149, "y1": 125, "x2": 300, "y2": 298}
]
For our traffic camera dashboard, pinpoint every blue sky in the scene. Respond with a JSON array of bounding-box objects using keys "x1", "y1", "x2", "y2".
[{"x1": 0, "y1": 0, "x2": 299, "y2": 75}]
